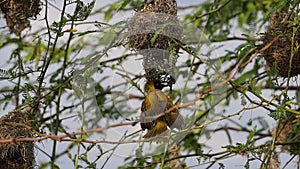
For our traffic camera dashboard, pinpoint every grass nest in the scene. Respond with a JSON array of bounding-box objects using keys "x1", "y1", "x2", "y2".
[
  {"x1": 0, "y1": 0, "x2": 42, "y2": 35},
  {"x1": 275, "y1": 113, "x2": 300, "y2": 155},
  {"x1": 127, "y1": 0, "x2": 183, "y2": 52},
  {"x1": 128, "y1": 11, "x2": 182, "y2": 51},
  {"x1": 0, "y1": 107, "x2": 35, "y2": 169},
  {"x1": 128, "y1": 0, "x2": 182, "y2": 86},
  {"x1": 262, "y1": 10, "x2": 300, "y2": 77}
]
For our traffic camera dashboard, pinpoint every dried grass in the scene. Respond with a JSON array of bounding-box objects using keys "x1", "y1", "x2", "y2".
[
  {"x1": 0, "y1": 0, "x2": 41, "y2": 35},
  {"x1": 127, "y1": 0, "x2": 183, "y2": 86},
  {"x1": 0, "y1": 107, "x2": 35, "y2": 169},
  {"x1": 263, "y1": 10, "x2": 300, "y2": 77}
]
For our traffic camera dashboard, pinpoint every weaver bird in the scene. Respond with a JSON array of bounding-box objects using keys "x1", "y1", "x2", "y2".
[{"x1": 140, "y1": 80, "x2": 184, "y2": 138}]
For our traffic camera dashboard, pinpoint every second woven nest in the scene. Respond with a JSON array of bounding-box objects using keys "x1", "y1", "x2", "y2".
[
  {"x1": 263, "y1": 10, "x2": 300, "y2": 77},
  {"x1": 275, "y1": 113, "x2": 300, "y2": 155},
  {"x1": 0, "y1": 107, "x2": 34, "y2": 169},
  {"x1": 0, "y1": 0, "x2": 41, "y2": 35}
]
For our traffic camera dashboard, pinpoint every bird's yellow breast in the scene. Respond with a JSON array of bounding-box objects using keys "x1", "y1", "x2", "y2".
[{"x1": 140, "y1": 80, "x2": 184, "y2": 138}]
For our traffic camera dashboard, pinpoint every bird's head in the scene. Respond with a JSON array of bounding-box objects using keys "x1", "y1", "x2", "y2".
[{"x1": 144, "y1": 80, "x2": 166, "y2": 93}]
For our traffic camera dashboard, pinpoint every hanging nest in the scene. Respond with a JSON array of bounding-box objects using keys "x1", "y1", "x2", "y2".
[
  {"x1": 0, "y1": 0, "x2": 42, "y2": 35},
  {"x1": 262, "y1": 10, "x2": 300, "y2": 77},
  {"x1": 0, "y1": 107, "x2": 35, "y2": 169},
  {"x1": 274, "y1": 113, "x2": 300, "y2": 155},
  {"x1": 127, "y1": 0, "x2": 182, "y2": 51},
  {"x1": 128, "y1": 0, "x2": 183, "y2": 86},
  {"x1": 127, "y1": 11, "x2": 182, "y2": 51}
]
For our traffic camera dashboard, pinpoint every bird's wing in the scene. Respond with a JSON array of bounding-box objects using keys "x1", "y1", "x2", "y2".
[
  {"x1": 140, "y1": 89, "x2": 168, "y2": 129},
  {"x1": 165, "y1": 110, "x2": 184, "y2": 130},
  {"x1": 147, "y1": 89, "x2": 168, "y2": 116},
  {"x1": 140, "y1": 99, "x2": 154, "y2": 130},
  {"x1": 165, "y1": 97, "x2": 185, "y2": 129}
]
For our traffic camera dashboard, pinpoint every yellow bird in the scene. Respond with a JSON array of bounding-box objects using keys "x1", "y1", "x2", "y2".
[{"x1": 140, "y1": 80, "x2": 184, "y2": 138}]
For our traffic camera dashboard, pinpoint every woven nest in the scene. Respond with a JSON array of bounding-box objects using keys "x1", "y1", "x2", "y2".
[
  {"x1": 0, "y1": 107, "x2": 35, "y2": 169},
  {"x1": 128, "y1": 12, "x2": 182, "y2": 51},
  {"x1": 128, "y1": 0, "x2": 182, "y2": 86},
  {"x1": 274, "y1": 113, "x2": 300, "y2": 155},
  {"x1": 128, "y1": 0, "x2": 182, "y2": 52},
  {"x1": 262, "y1": 10, "x2": 300, "y2": 77},
  {"x1": 128, "y1": 1, "x2": 183, "y2": 52},
  {"x1": 0, "y1": 0, "x2": 41, "y2": 35}
]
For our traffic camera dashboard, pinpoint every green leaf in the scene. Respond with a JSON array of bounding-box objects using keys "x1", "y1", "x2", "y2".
[
  {"x1": 241, "y1": 94, "x2": 247, "y2": 106},
  {"x1": 117, "y1": 0, "x2": 130, "y2": 12},
  {"x1": 104, "y1": 2, "x2": 118, "y2": 21},
  {"x1": 81, "y1": 133, "x2": 88, "y2": 140},
  {"x1": 73, "y1": 1, "x2": 95, "y2": 21},
  {"x1": 246, "y1": 125, "x2": 256, "y2": 144},
  {"x1": 234, "y1": 69, "x2": 256, "y2": 84},
  {"x1": 31, "y1": 38, "x2": 41, "y2": 69},
  {"x1": 99, "y1": 27, "x2": 116, "y2": 45}
]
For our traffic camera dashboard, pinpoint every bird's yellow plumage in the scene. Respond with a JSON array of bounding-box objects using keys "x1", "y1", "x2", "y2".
[{"x1": 140, "y1": 80, "x2": 184, "y2": 138}]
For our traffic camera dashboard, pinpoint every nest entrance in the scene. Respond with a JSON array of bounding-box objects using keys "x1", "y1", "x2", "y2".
[
  {"x1": 141, "y1": 49, "x2": 177, "y2": 86},
  {"x1": 263, "y1": 10, "x2": 300, "y2": 77}
]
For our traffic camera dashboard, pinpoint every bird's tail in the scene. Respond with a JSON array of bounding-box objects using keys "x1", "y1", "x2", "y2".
[{"x1": 143, "y1": 120, "x2": 168, "y2": 138}]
